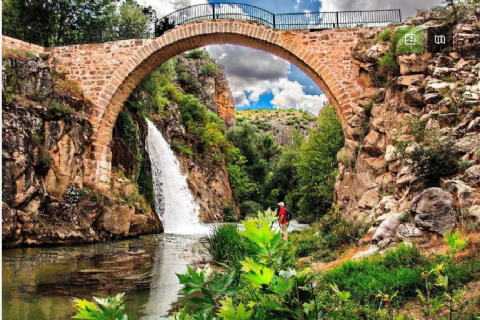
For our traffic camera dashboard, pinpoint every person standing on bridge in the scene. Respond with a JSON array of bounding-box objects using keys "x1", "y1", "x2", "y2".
[{"x1": 277, "y1": 202, "x2": 292, "y2": 241}]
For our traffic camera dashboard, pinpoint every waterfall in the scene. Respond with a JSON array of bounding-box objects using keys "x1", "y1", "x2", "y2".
[{"x1": 146, "y1": 119, "x2": 205, "y2": 234}]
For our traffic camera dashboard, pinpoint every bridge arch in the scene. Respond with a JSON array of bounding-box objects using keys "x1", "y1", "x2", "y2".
[{"x1": 77, "y1": 20, "x2": 369, "y2": 183}]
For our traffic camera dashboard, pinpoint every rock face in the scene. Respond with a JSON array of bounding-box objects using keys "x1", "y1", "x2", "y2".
[
  {"x1": 341, "y1": 7, "x2": 480, "y2": 257},
  {"x1": 2, "y1": 56, "x2": 161, "y2": 248},
  {"x1": 175, "y1": 55, "x2": 236, "y2": 128}
]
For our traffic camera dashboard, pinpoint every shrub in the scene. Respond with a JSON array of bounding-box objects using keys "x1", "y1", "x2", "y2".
[
  {"x1": 222, "y1": 204, "x2": 236, "y2": 222},
  {"x1": 202, "y1": 61, "x2": 219, "y2": 77},
  {"x1": 239, "y1": 200, "x2": 264, "y2": 219},
  {"x1": 45, "y1": 102, "x2": 75, "y2": 121},
  {"x1": 185, "y1": 48, "x2": 209, "y2": 59},
  {"x1": 292, "y1": 208, "x2": 370, "y2": 261},
  {"x1": 202, "y1": 224, "x2": 250, "y2": 267},
  {"x1": 178, "y1": 71, "x2": 201, "y2": 93},
  {"x1": 35, "y1": 148, "x2": 52, "y2": 175},
  {"x1": 379, "y1": 52, "x2": 397, "y2": 73},
  {"x1": 376, "y1": 28, "x2": 394, "y2": 43},
  {"x1": 402, "y1": 137, "x2": 459, "y2": 188},
  {"x1": 66, "y1": 184, "x2": 81, "y2": 204}
]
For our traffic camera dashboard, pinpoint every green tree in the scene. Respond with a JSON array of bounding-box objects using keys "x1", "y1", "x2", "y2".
[
  {"x1": 3, "y1": 0, "x2": 119, "y2": 44},
  {"x1": 297, "y1": 104, "x2": 344, "y2": 221}
]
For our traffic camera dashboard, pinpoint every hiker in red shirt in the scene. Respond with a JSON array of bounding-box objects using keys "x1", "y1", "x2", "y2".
[{"x1": 278, "y1": 202, "x2": 290, "y2": 241}]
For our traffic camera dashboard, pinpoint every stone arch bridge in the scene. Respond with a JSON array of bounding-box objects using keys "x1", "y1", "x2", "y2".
[{"x1": 2, "y1": 7, "x2": 401, "y2": 184}]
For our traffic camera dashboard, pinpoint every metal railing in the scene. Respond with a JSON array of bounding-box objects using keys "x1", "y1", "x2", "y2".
[
  {"x1": 2, "y1": 3, "x2": 401, "y2": 47},
  {"x1": 158, "y1": 3, "x2": 401, "y2": 31}
]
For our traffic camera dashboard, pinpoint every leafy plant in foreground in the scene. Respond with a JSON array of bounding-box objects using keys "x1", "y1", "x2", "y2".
[
  {"x1": 71, "y1": 293, "x2": 128, "y2": 320},
  {"x1": 171, "y1": 208, "x2": 353, "y2": 320}
]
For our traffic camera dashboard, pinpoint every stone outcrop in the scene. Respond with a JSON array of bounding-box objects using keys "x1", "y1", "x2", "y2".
[
  {"x1": 175, "y1": 55, "x2": 236, "y2": 128},
  {"x1": 2, "y1": 56, "x2": 161, "y2": 247},
  {"x1": 346, "y1": 6, "x2": 480, "y2": 258}
]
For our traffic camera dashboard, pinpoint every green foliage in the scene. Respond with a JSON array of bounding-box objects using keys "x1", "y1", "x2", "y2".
[
  {"x1": 66, "y1": 184, "x2": 82, "y2": 204},
  {"x1": 402, "y1": 137, "x2": 458, "y2": 188},
  {"x1": 72, "y1": 292, "x2": 129, "y2": 320},
  {"x1": 325, "y1": 244, "x2": 431, "y2": 306},
  {"x1": 115, "y1": 111, "x2": 139, "y2": 152},
  {"x1": 292, "y1": 208, "x2": 370, "y2": 261},
  {"x1": 379, "y1": 53, "x2": 398, "y2": 74},
  {"x1": 239, "y1": 200, "x2": 264, "y2": 219},
  {"x1": 377, "y1": 28, "x2": 395, "y2": 43},
  {"x1": 222, "y1": 205, "x2": 237, "y2": 222},
  {"x1": 185, "y1": 49, "x2": 210, "y2": 59},
  {"x1": 137, "y1": 156, "x2": 156, "y2": 211},
  {"x1": 35, "y1": 148, "x2": 52, "y2": 175},
  {"x1": 45, "y1": 102, "x2": 75, "y2": 121},
  {"x1": 296, "y1": 104, "x2": 344, "y2": 221},
  {"x1": 202, "y1": 62, "x2": 219, "y2": 77},
  {"x1": 202, "y1": 224, "x2": 251, "y2": 268},
  {"x1": 178, "y1": 72, "x2": 201, "y2": 94},
  {"x1": 226, "y1": 123, "x2": 279, "y2": 212}
]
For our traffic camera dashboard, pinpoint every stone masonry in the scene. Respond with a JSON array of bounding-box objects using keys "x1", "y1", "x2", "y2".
[{"x1": 3, "y1": 20, "x2": 381, "y2": 185}]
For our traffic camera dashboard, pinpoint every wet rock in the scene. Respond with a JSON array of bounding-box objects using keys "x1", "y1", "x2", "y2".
[{"x1": 410, "y1": 188, "x2": 456, "y2": 236}]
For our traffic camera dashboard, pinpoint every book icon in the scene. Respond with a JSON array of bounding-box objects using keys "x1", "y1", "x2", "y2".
[{"x1": 405, "y1": 34, "x2": 416, "y2": 45}]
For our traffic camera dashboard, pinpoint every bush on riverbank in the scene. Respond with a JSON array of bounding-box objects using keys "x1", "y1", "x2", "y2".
[{"x1": 291, "y1": 207, "x2": 370, "y2": 261}]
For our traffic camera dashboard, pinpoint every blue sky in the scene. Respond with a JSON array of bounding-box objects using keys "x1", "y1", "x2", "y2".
[{"x1": 143, "y1": 0, "x2": 442, "y2": 114}]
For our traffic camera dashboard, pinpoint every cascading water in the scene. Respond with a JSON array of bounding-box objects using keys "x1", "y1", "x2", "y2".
[{"x1": 146, "y1": 119, "x2": 206, "y2": 234}]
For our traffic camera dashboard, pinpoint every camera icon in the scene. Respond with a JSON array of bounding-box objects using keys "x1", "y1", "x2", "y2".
[{"x1": 405, "y1": 34, "x2": 416, "y2": 45}]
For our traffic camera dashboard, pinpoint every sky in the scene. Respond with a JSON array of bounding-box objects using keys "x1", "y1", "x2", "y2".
[{"x1": 139, "y1": 0, "x2": 443, "y2": 114}]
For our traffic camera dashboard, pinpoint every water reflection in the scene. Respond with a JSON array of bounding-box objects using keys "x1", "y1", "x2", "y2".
[
  {"x1": 2, "y1": 234, "x2": 195, "y2": 320},
  {"x1": 2, "y1": 221, "x2": 309, "y2": 320}
]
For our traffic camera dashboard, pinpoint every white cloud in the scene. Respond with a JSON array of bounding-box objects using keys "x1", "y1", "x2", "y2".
[
  {"x1": 270, "y1": 78, "x2": 327, "y2": 115},
  {"x1": 139, "y1": 0, "x2": 208, "y2": 20},
  {"x1": 320, "y1": 0, "x2": 443, "y2": 21}
]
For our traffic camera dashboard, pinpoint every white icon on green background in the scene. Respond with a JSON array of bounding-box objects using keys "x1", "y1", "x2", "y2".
[{"x1": 397, "y1": 27, "x2": 424, "y2": 53}]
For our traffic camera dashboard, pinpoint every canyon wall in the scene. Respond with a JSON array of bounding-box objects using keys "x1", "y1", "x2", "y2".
[{"x1": 334, "y1": 6, "x2": 480, "y2": 256}]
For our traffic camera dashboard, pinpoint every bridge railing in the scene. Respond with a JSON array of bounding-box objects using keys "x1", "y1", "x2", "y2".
[
  {"x1": 159, "y1": 3, "x2": 401, "y2": 31},
  {"x1": 2, "y1": 3, "x2": 401, "y2": 47}
]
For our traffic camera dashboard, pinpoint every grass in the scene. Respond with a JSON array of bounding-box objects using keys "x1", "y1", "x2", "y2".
[
  {"x1": 323, "y1": 243, "x2": 480, "y2": 307},
  {"x1": 2, "y1": 47, "x2": 37, "y2": 58},
  {"x1": 45, "y1": 102, "x2": 75, "y2": 121},
  {"x1": 324, "y1": 244, "x2": 430, "y2": 305},
  {"x1": 202, "y1": 224, "x2": 252, "y2": 268}
]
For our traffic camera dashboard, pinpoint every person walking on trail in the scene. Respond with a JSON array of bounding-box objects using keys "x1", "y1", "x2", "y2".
[{"x1": 278, "y1": 202, "x2": 291, "y2": 241}]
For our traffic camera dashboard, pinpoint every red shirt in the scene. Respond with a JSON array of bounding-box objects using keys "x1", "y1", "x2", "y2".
[{"x1": 279, "y1": 207, "x2": 287, "y2": 225}]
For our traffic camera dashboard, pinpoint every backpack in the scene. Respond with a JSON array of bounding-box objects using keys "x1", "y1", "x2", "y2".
[{"x1": 286, "y1": 209, "x2": 292, "y2": 221}]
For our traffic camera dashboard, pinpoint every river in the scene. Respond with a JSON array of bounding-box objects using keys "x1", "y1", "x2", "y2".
[{"x1": 2, "y1": 221, "x2": 307, "y2": 320}]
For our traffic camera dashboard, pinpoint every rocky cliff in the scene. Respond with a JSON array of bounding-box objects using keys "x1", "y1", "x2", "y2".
[
  {"x1": 334, "y1": 5, "x2": 480, "y2": 257},
  {"x1": 2, "y1": 54, "x2": 161, "y2": 248},
  {"x1": 111, "y1": 51, "x2": 236, "y2": 222}
]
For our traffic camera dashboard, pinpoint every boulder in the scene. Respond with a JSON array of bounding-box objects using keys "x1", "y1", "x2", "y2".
[
  {"x1": 396, "y1": 222, "x2": 423, "y2": 239},
  {"x1": 384, "y1": 145, "x2": 399, "y2": 163},
  {"x1": 410, "y1": 188, "x2": 456, "y2": 236},
  {"x1": 371, "y1": 212, "x2": 403, "y2": 249},
  {"x1": 464, "y1": 165, "x2": 480, "y2": 187},
  {"x1": 96, "y1": 205, "x2": 135, "y2": 236},
  {"x1": 444, "y1": 180, "x2": 480, "y2": 209}
]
